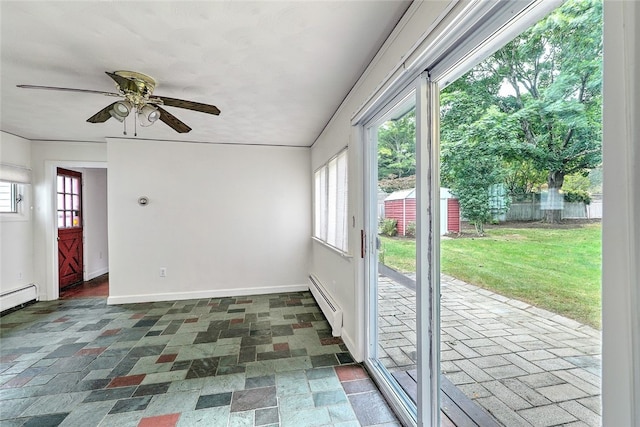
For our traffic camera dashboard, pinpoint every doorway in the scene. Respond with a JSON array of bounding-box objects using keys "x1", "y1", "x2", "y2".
[
  {"x1": 46, "y1": 162, "x2": 109, "y2": 301},
  {"x1": 57, "y1": 167, "x2": 83, "y2": 289}
]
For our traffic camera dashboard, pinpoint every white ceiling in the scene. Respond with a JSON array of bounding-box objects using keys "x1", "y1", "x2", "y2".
[{"x1": 0, "y1": 1, "x2": 411, "y2": 147}]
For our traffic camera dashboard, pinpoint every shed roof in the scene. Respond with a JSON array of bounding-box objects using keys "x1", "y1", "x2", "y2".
[
  {"x1": 385, "y1": 188, "x2": 415, "y2": 201},
  {"x1": 385, "y1": 187, "x2": 453, "y2": 201}
]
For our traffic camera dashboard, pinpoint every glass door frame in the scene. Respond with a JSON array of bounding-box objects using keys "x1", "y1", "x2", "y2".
[
  {"x1": 363, "y1": 73, "x2": 441, "y2": 427},
  {"x1": 358, "y1": 4, "x2": 560, "y2": 425}
]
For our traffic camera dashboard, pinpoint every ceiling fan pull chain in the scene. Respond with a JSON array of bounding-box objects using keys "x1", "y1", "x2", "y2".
[
  {"x1": 123, "y1": 117, "x2": 127, "y2": 136},
  {"x1": 134, "y1": 111, "x2": 138, "y2": 137}
]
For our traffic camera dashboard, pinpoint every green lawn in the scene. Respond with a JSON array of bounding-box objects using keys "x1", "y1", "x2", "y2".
[{"x1": 379, "y1": 223, "x2": 602, "y2": 329}]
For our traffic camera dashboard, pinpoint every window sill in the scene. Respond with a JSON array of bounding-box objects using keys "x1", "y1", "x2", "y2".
[{"x1": 311, "y1": 237, "x2": 353, "y2": 260}]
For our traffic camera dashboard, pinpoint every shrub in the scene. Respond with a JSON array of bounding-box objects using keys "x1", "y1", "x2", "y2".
[
  {"x1": 563, "y1": 190, "x2": 591, "y2": 204},
  {"x1": 380, "y1": 218, "x2": 398, "y2": 237},
  {"x1": 405, "y1": 221, "x2": 416, "y2": 237},
  {"x1": 378, "y1": 175, "x2": 416, "y2": 193}
]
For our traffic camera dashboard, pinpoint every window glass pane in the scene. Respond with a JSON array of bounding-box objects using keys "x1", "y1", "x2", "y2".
[
  {"x1": 57, "y1": 194, "x2": 64, "y2": 210},
  {"x1": 57, "y1": 211, "x2": 64, "y2": 227},
  {"x1": 65, "y1": 211, "x2": 72, "y2": 228},
  {"x1": 327, "y1": 158, "x2": 338, "y2": 246},
  {"x1": 336, "y1": 151, "x2": 348, "y2": 251},
  {"x1": 73, "y1": 211, "x2": 80, "y2": 227},
  {"x1": 319, "y1": 167, "x2": 328, "y2": 241},
  {"x1": 72, "y1": 178, "x2": 80, "y2": 195},
  {"x1": 65, "y1": 177, "x2": 72, "y2": 193},
  {"x1": 314, "y1": 170, "x2": 322, "y2": 238},
  {"x1": 0, "y1": 182, "x2": 15, "y2": 213},
  {"x1": 313, "y1": 150, "x2": 348, "y2": 251},
  {"x1": 57, "y1": 176, "x2": 64, "y2": 192},
  {"x1": 72, "y1": 195, "x2": 80, "y2": 211},
  {"x1": 65, "y1": 194, "x2": 72, "y2": 210}
]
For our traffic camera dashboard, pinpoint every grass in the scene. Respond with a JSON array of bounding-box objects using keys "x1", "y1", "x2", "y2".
[{"x1": 379, "y1": 223, "x2": 602, "y2": 329}]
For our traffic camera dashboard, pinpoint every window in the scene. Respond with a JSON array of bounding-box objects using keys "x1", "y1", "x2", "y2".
[
  {"x1": 56, "y1": 171, "x2": 82, "y2": 228},
  {"x1": 314, "y1": 149, "x2": 348, "y2": 252},
  {"x1": 0, "y1": 182, "x2": 18, "y2": 213}
]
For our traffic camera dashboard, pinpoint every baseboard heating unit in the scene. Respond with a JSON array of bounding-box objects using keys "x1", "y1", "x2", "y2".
[
  {"x1": 0, "y1": 283, "x2": 38, "y2": 314},
  {"x1": 308, "y1": 274, "x2": 343, "y2": 337}
]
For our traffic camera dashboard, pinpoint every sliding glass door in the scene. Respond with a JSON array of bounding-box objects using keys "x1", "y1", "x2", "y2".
[{"x1": 364, "y1": 78, "x2": 440, "y2": 425}]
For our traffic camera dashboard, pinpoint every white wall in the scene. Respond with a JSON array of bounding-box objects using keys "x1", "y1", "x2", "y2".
[
  {"x1": 30, "y1": 141, "x2": 107, "y2": 300},
  {"x1": 0, "y1": 132, "x2": 33, "y2": 296},
  {"x1": 107, "y1": 139, "x2": 310, "y2": 304},
  {"x1": 79, "y1": 168, "x2": 109, "y2": 280}
]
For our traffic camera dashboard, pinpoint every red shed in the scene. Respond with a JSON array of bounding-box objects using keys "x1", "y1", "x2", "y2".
[
  {"x1": 384, "y1": 189, "x2": 416, "y2": 236},
  {"x1": 384, "y1": 188, "x2": 460, "y2": 235}
]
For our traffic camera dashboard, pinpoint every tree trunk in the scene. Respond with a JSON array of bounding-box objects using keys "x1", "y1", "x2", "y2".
[{"x1": 543, "y1": 171, "x2": 565, "y2": 223}]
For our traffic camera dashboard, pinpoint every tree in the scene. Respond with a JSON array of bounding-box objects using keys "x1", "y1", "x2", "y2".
[
  {"x1": 502, "y1": 160, "x2": 547, "y2": 201},
  {"x1": 377, "y1": 110, "x2": 416, "y2": 180},
  {"x1": 441, "y1": 107, "x2": 515, "y2": 235},
  {"x1": 440, "y1": 0, "x2": 602, "y2": 223},
  {"x1": 482, "y1": 0, "x2": 603, "y2": 222}
]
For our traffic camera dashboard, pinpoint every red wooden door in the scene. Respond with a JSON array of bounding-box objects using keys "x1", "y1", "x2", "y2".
[{"x1": 57, "y1": 168, "x2": 83, "y2": 289}]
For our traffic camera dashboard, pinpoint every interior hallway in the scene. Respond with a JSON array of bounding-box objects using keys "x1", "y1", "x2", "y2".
[{"x1": 59, "y1": 274, "x2": 110, "y2": 300}]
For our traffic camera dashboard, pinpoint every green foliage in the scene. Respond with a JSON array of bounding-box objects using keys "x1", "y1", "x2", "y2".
[
  {"x1": 502, "y1": 160, "x2": 547, "y2": 199},
  {"x1": 563, "y1": 172, "x2": 591, "y2": 193},
  {"x1": 380, "y1": 218, "x2": 398, "y2": 237},
  {"x1": 378, "y1": 110, "x2": 416, "y2": 180},
  {"x1": 563, "y1": 190, "x2": 591, "y2": 204},
  {"x1": 440, "y1": 0, "x2": 602, "y2": 223},
  {"x1": 378, "y1": 175, "x2": 416, "y2": 193},
  {"x1": 405, "y1": 221, "x2": 416, "y2": 238},
  {"x1": 441, "y1": 107, "x2": 515, "y2": 235}
]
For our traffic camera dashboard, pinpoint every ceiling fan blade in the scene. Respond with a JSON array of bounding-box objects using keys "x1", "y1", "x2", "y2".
[
  {"x1": 17, "y1": 84, "x2": 121, "y2": 97},
  {"x1": 156, "y1": 106, "x2": 192, "y2": 133},
  {"x1": 156, "y1": 96, "x2": 221, "y2": 115},
  {"x1": 105, "y1": 71, "x2": 139, "y2": 93},
  {"x1": 87, "y1": 102, "x2": 117, "y2": 123}
]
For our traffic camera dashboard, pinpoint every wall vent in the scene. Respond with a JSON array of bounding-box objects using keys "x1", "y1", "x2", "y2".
[{"x1": 308, "y1": 274, "x2": 343, "y2": 337}]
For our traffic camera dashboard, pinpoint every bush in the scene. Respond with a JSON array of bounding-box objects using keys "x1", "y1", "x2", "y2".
[
  {"x1": 405, "y1": 221, "x2": 416, "y2": 237},
  {"x1": 563, "y1": 190, "x2": 591, "y2": 204},
  {"x1": 380, "y1": 219, "x2": 398, "y2": 237},
  {"x1": 378, "y1": 175, "x2": 416, "y2": 193}
]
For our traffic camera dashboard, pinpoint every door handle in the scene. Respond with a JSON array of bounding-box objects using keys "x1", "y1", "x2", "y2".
[{"x1": 57, "y1": 237, "x2": 60, "y2": 241}]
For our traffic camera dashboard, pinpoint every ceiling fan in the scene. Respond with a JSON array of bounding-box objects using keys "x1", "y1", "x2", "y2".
[{"x1": 17, "y1": 71, "x2": 220, "y2": 134}]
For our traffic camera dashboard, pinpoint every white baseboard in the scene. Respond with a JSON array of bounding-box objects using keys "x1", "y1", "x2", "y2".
[
  {"x1": 86, "y1": 267, "x2": 109, "y2": 281},
  {"x1": 107, "y1": 283, "x2": 309, "y2": 305},
  {"x1": 340, "y1": 329, "x2": 362, "y2": 362}
]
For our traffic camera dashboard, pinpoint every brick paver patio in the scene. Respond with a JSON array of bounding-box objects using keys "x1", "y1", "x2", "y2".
[{"x1": 377, "y1": 273, "x2": 601, "y2": 427}]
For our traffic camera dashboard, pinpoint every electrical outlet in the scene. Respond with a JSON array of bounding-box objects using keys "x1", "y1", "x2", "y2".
[{"x1": 160, "y1": 268, "x2": 167, "y2": 277}]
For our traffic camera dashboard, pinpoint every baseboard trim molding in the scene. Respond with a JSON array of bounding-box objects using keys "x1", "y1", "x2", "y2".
[
  {"x1": 340, "y1": 329, "x2": 362, "y2": 363},
  {"x1": 107, "y1": 284, "x2": 309, "y2": 305},
  {"x1": 86, "y1": 267, "x2": 109, "y2": 281}
]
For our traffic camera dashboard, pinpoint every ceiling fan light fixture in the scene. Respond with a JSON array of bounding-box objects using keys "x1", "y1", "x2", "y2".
[
  {"x1": 138, "y1": 104, "x2": 160, "y2": 127},
  {"x1": 109, "y1": 100, "x2": 132, "y2": 122}
]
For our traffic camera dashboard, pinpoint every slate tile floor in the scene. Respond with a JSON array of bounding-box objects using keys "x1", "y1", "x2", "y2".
[{"x1": 0, "y1": 292, "x2": 401, "y2": 427}]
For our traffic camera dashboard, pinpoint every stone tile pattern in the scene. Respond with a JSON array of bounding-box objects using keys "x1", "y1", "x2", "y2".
[
  {"x1": 378, "y1": 274, "x2": 602, "y2": 427},
  {"x1": 0, "y1": 292, "x2": 400, "y2": 427}
]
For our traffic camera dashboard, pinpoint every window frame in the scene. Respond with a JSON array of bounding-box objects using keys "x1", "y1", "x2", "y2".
[{"x1": 313, "y1": 148, "x2": 349, "y2": 254}]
